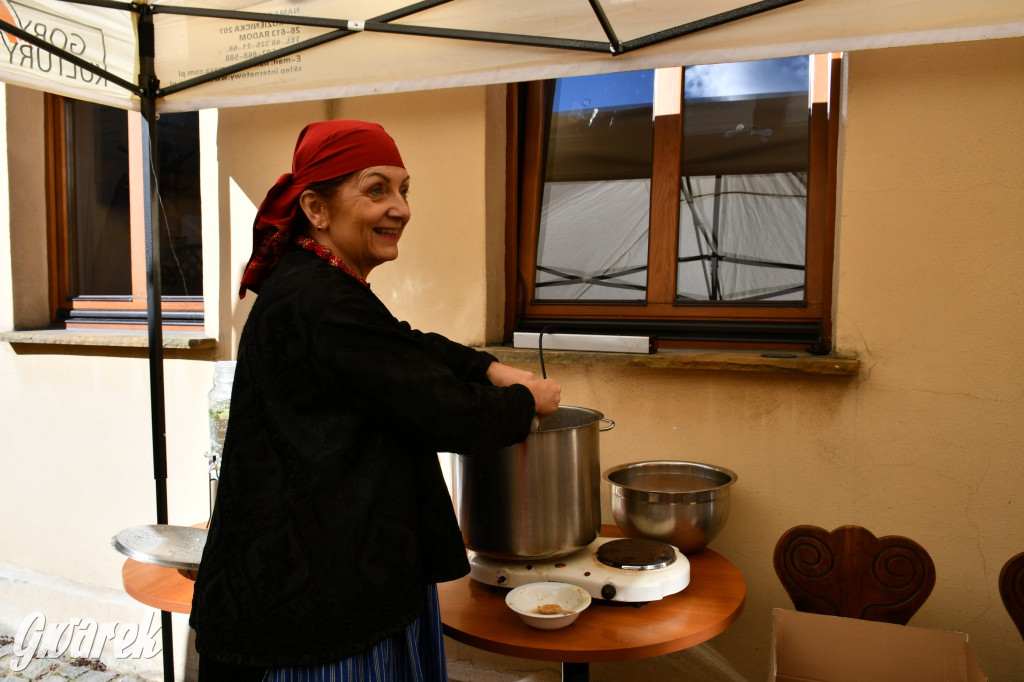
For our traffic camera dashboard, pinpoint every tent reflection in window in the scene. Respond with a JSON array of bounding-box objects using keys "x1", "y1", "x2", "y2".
[{"x1": 677, "y1": 173, "x2": 807, "y2": 302}]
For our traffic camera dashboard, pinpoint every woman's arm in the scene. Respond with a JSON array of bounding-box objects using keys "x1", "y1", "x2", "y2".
[
  {"x1": 311, "y1": 297, "x2": 539, "y2": 452},
  {"x1": 402, "y1": 328, "x2": 562, "y2": 416},
  {"x1": 486, "y1": 362, "x2": 560, "y2": 416},
  {"x1": 485, "y1": 362, "x2": 534, "y2": 387}
]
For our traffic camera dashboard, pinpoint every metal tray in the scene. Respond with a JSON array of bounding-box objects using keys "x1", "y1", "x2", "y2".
[{"x1": 111, "y1": 524, "x2": 207, "y2": 570}]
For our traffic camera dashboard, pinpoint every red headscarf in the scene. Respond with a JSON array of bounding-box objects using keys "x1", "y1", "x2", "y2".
[{"x1": 238, "y1": 120, "x2": 405, "y2": 298}]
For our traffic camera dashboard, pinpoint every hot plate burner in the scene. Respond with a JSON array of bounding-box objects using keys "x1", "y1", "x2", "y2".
[{"x1": 596, "y1": 538, "x2": 676, "y2": 571}]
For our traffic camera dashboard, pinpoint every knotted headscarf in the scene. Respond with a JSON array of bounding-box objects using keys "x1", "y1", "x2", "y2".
[{"x1": 238, "y1": 120, "x2": 405, "y2": 298}]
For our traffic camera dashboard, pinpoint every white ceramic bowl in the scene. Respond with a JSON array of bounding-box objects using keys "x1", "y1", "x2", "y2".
[{"x1": 505, "y1": 581, "x2": 592, "y2": 630}]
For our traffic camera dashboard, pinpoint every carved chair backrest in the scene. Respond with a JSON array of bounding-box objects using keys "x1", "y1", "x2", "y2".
[
  {"x1": 999, "y1": 551, "x2": 1024, "y2": 641},
  {"x1": 773, "y1": 524, "x2": 936, "y2": 625}
]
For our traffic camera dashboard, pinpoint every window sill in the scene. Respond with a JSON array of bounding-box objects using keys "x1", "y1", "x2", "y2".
[
  {"x1": 0, "y1": 329, "x2": 217, "y2": 349},
  {"x1": 481, "y1": 346, "x2": 859, "y2": 376}
]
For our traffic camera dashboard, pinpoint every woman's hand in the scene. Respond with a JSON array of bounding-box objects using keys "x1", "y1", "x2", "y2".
[
  {"x1": 525, "y1": 378, "x2": 561, "y2": 416},
  {"x1": 487, "y1": 362, "x2": 560, "y2": 416}
]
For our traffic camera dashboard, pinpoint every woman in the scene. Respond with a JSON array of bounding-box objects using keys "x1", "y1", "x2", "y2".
[{"x1": 190, "y1": 120, "x2": 560, "y2": 681}]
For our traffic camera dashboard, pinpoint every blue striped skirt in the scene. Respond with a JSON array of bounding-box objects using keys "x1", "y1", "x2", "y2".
[{"x1": 263, "y1": 584, "x2": 447, "y2": 682}]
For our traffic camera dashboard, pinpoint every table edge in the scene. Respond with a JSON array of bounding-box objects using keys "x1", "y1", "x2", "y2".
[
  {"x1": 440, "y1": 546, "x2": 746, "y2": 663},
  {"x1": 122, "y1": 559, "x2": 195, "y2": 614},
  {"x1": 443, "y1": 595, "x2": 745, "y2": 663}
]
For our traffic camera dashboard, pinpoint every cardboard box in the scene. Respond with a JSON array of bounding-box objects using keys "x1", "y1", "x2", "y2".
[{"x1": 769, "y1": 608, "x2": 987, "y2": 682}]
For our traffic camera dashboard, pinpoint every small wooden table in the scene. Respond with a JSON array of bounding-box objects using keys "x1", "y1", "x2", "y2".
[
  {"x1": 122, "y1": 559, "x2": 196, "y2": 614},
  {"x1": 121, "y1": 528, "x2": 746, "y2": 682},
  {"x1": 438, "y1": 530, "x2": 746, "y2": 682},
  {"x1": 120, "y1": 522, "x2": 206, "y2": 614}
]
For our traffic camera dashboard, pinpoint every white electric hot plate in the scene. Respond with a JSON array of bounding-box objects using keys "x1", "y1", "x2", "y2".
[{"x1": 469, "y1": 536, "x2": 690, "y2": 602}]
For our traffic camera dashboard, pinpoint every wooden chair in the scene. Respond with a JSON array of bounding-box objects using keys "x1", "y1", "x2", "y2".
[
  {"x1": 999, "y1": 551, "x2": 1024, "y2": 640},
  {"x1": 773, "y1": 524, "x2": 936, "y2": 625}
]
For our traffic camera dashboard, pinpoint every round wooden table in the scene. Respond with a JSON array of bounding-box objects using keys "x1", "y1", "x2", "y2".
[
  {"x1": 119, "y1": 522, "x2": 206, "y2": 615},
  {"x1": 438, "y1": 532, "x2": 746, "y2": 682},
  {"x1": 122, "y1": 559, "x2": 196, "y2": 614},
  {"x1": 121, "y1": 527, "x2": 745, "y2": 682}
]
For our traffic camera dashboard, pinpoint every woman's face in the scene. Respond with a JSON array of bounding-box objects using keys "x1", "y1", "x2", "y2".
[{"x1": 310, "y1": 165, "x2": 411, "y2": 279}]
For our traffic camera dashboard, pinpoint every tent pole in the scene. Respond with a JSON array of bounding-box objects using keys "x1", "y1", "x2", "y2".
[
  {"x1": 137, "y1": 15, "x2": 168, "y2": 536},
  {"x1": 622, "y1": 0, "x2": 805, "y2": 53},
  {"x1": 138, "y1": 4, "x2": 175, "y2": 681},
  {"x1": 141, "y1": 93, "x2": 176, "y2": 682}
]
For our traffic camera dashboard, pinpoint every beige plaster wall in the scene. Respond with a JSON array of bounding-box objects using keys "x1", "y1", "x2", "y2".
[
  {"x1": 215, "y1": 99, "x2": 330, "y2": 356},
  {"x1": 354, "y1": 38, "x2": 1024, "y2": 682},
  {"x1": 210, "y1": 39, "x2": 1022, "y2": 680},
  {"x1": 0, "y1": 89, "x2": 501, "y2": 569},
  {"x1": 821, "y1": 36, "x2": 1024, "y2": 678},
  {"x1": 216, "y1": 86, "x2": 504, "y2": 346},
  {"x1": 0, "y1": 35, "x2": 1020, "y2": 682},
  {"x1": 328, "y1": 86, "x2": 504, "y2": 346},
  {"x1": 0, "y1": 85, "x2": 217, "y2": 588},
  {"x1": 526, "y1": 37, "x2": 1022, "y2": 681},
  {"x1": 0, "y1": 96, "x2": 337, "y2": 679},
  {"x1": 3, "y1": 86, "x2": 48, "y2": 329}
]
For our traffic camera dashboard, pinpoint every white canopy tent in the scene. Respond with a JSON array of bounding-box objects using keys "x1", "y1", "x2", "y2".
[
  {"x1": 1, "y1": 0, "x2": 1021, "y2": 114},
  {"x1": 1, "y1": 2, "x2": 1021, "y2": 679}
]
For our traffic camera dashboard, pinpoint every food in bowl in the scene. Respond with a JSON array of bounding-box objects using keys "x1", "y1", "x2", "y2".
[
  {"x1": 603, "y1": 460, "x2": 737, "y2": 554},
  {"x1": 505, "y1": 581, "x2": 591, "y2": 630},
  {"x1": 535, "y1": 603, "x2": 575, "y2": 615}
]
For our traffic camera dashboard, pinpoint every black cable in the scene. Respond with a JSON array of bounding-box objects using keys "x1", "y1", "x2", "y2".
[{"x1": 538, "y1": 326, "x2": 552, "y2": 379}]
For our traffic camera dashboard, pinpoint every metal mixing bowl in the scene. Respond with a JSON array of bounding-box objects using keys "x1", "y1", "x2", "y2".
[{"x1": 603, "y1": 460, "x2": 737, "y2": 554}]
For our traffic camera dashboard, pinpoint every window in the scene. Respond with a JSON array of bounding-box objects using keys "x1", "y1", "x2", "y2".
[
  {"x1": 45, "y1": 95, "x2": 203, "y2": 330},
  {"x1": 509, "y1": 54, "x2": 841, "y2": 351}
]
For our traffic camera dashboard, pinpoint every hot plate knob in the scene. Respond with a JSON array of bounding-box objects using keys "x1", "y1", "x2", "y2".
[{"x1": 601, "y1": 584, "x2": 616, "y2": 600}]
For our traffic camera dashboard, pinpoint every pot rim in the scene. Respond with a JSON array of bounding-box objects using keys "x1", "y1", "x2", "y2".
[
  {"x1": 532, "y1": 405, "x2": 606, "y2": 433},
  {"x1": 602, "y1": 459, "x2": 738, "y2": 498}
]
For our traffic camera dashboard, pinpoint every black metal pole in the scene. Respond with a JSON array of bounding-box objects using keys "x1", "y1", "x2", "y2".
[
  {"x1": 562, "y1": 662, "x2": 590, "y2": 682},
  {"x1": 587, "y1": 0, "x2": 623, "y2": 53},
  {"x1": 156, "y1": 0, "x2": 452, "y2": 97},
  {"x1": 0, "y1": 18, "x2": 141, "y2": 94},
  {"x1": 621, "y1": 0, "x2": 805, "y2": 53},
  {"x1": 137, "y1": 5, "x2": 174, "y2": 681}
]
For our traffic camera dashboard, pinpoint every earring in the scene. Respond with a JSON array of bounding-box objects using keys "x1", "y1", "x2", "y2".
[{"x1": 316, "y1": 224, "x2": 324, "y2": 232}]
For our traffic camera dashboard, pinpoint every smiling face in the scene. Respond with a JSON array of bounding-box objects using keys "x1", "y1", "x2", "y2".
[{"x1": 300, "y1": 165, "x2": 411, "y2": 279}]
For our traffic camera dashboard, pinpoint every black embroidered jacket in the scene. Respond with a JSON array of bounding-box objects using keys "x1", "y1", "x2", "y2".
[{"x1": 190, "y1": 249, "x2": 535, "y2": 666}]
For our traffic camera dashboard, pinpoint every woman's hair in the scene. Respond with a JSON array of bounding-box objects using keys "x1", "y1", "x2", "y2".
[
  {"x1": 306, "y1": 171, "x2": 357, "y2": 196},
  {"x1": 294, "y1": 171, "x2": 358, "y2": 235}
]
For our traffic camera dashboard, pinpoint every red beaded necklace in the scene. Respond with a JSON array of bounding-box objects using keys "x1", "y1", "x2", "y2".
[{"x1": 294, "y1": 236, "x2": 368, "y2": 287}]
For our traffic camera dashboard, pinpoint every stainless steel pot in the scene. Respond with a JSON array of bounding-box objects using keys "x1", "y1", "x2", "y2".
[{"x1": 451, "y1": 406, "x2": 614, "y2": 560}]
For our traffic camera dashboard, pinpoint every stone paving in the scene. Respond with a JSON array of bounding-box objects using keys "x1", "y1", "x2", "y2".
[{"x1": 0, "y1": 635, "x2": 154, "y2": 682}]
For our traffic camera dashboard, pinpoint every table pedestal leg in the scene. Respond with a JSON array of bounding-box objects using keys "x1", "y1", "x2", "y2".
[{"x1": 562, "y1": 661, "x2": 589, "y2": 682}]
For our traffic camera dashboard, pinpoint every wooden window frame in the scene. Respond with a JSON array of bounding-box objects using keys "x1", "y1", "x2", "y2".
[
  {"x1": 44, "y1": 94, "x2": 203, "y2": 331},
  {"x1": 508, "y1": 55, "x2": 842, "y2": 351}
]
